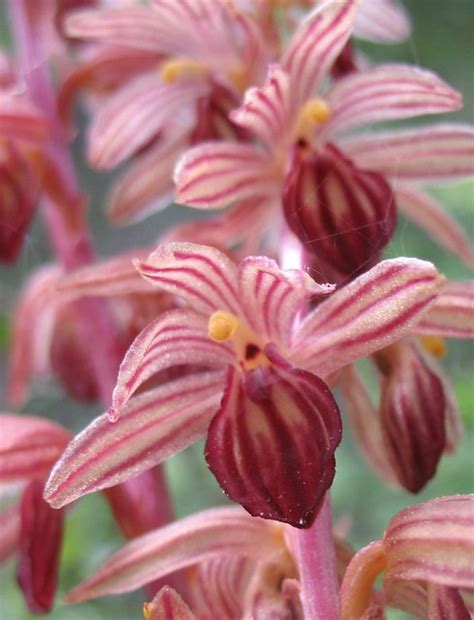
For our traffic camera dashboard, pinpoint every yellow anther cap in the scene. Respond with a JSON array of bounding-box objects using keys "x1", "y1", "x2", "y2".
[
  {"x1": 208, "y1": 310, "x2": 240, "y2": 341},
  {"x1": 159, "y1": 58, "x2": 210, "y2": 83},
  {"x1": 419, "y1": 335, "x2": 447, "y2": 358},
  {"x1": 300, "y1": 98, "x2": 332, "y2": 124}
]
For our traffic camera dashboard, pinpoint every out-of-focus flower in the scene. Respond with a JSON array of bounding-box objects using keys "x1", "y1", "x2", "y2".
[
  {"x1": 340, "y1": 495, "x2": 474, "y2": 619},
  {"x1": 44, "y1": 242, "x2": 442, "y2": 528},
  {"x1": 0, "y1": 414, "x2": 70, "y2": 613},
  {"x1": 60, "y1": 0, "x2": 268, "y2": 224},
  {"x1": 176, "y1": 0, "x2": 472, "y2": 279},
  {"x1": 0, "y1": 412, "x2": 175, "y2": 612},
  {"x1": 339, "y1": 280, "x2": 474, "y2": 493},
  {"x1": 6, "y1": 256, "x2": 170, "y2": 407},
  {"x1": 0, "y1": 53, "x2": 49, "y2": 262}
]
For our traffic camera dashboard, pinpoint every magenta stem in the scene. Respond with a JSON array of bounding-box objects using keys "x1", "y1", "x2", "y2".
[
  {"x1": 290, "y1": 494, "x2": 339, "y2": 619},
  {"x1": 8, "y1": 0, "x2": 175, "y2": 525}
]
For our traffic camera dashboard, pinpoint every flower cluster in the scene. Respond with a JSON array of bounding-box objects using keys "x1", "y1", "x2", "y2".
[{"x1": 1, "y1": 0, "x2": 473, "y2": 618}]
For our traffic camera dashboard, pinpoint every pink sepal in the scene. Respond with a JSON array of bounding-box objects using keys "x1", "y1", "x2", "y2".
[
  {"x1": 144, "y1": 586, "x2": 197, "y2": 620},
  {"x1": 0, "y1": 414, "x2": 70, "y2": 483},
  {"x1": 17, "y1": 480, "x2": 64, "y2": 614},
  {"x1": 415, "y1": 280, "x2": 474, "y2": 338},
  {"x1": 64, "y1": 507, "x2": 279, "y2": 603},
  {"x1": 44, "y1": 371, "x2": 224, "y2": 508}
]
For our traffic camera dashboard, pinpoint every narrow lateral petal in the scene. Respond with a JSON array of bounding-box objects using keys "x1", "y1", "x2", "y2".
[
  {"x1": 65, "y1": 8, "x2": 168, "y2": 52},
  {"x1": 238, "y1": 255, "x2": 333, "y2": 347},
  {"x1": 339, "y1": 366, "x2": 399, "y2": 486},
  {"x1": 0, "y1": 96, "x2": 49, "y2": 142},
  {"x1": 109, "y1": 309, "x2": 231, "y2": 417},
  {"x1": 44, "y1": 372, "x2": 224, "y2": 508},
  {"x1": 56, "y1": 249, "x2": 154, "y2": 299},
  {"x1": 205, "y1": 362, "x2": 342, "y2": 528},
  {"x1": 416, "y1": 280, "x2": 474, "y2": 339},
  {"x1": 341, "y1": 125, "x2": 474, "y2": 182},
  {"x1": 427, "y1": 584, "x2": 470, "y2": 620},
  {"x1": 0, "y1": 503, "x2": 20, "y2": 563},
  {"x1": 384, "y1": 495, "x2": 474, "y2": 588},
  {"x1": 88, "y1": 76, "x2": 201, "y2": 168},
  {"x1": 324, "y1": 65, "x2": 462, "y2": 139},
  {"x1": 107, "y1": 138, "x2": 185, "y2": 225},
  {"x1": 7, "y1": 265, "x2": 61, "y2": 407},
  {"x1": 0, "y1": 414, "x2": 70, "y2": 483},
  {"x1": 64, "y1": 507, "x2": 278, "y2": 602},
  {"x1": 136, "y1": 242, "x2": 241, "y2": 314},
  {"x1": 281, "y1": 0, "x2": 358, "y2": 105},
  {"x1": 354, "y1": 0, "x2": 411, "y2": 43},
  {"x1": 395, "y1": 185, "x2": 474, "y2": 268},
  {"x1": 230, "y1": 65, "x2": 293, "y2": 149},
  {"x1": 17, "y1": 480, "x2": 64, "y2": 614},
  {"x1": 174, "y1": 142, "x2": 278, "y2": 209},
  {"x1": 293, "y1": 258, "x2": 442, "y2": 377},
  {"x1": 144, "y1": 586, "x2": 197, "y2": 620}
]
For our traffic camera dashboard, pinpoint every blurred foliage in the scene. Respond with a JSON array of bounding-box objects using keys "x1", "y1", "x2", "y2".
[{"x1": 1, "y1": 0, "x2": 473, "y2": 618}]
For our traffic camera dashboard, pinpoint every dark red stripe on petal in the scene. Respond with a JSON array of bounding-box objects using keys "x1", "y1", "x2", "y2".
[
  {"x1": 205, "y1": 363, "x2": 342, "y2": 528},
  {"x1": 17, "y1": 480, "x2": 64, "y2": 614}
]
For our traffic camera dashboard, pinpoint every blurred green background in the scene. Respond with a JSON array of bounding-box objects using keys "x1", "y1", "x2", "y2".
[{"x1": 0, "y1": 1, "x2": 473, "y2": 618}]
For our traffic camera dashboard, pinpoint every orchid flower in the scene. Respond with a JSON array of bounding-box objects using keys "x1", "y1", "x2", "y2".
[
  {"x1": 0, "y1": 412, "x2": 177, "y2": 612},
  {"x1": 175, "y1": 0, "x2": 473, "y2": 279},
  {"x1": 44, "y1": 242, "x2": 442, "y2": 528},
  {"x1": 60, "y1": 0, "x2": 268, "y2": 224},
  {"x1": 339, "y1": 280, "x2": 474, "y2": 493},
  {"x1": 55, "y1": 504, "x2": 358, "y2": 618},
  {"x1": 340, "y1": 495, "x2": 474, "y2": 619},
  {"x1": 6, "y1": 258, "x2": 171, "y2": 407}
]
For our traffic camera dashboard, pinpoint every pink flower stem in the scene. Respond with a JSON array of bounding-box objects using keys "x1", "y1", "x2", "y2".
[
  {"x1": 289, "y1": 494, "x2": 340, "y2": 620},
  {"x1": 8, "y1": 0, "x2": 175, "y2": 527}
]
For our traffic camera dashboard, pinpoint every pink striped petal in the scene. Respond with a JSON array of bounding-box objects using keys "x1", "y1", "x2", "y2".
[
  {"x1": 341, "y1": 125, "x2": 474, "y2": 182},
  {"x1": 44, "y1": 371, "x2": 224, "y2": 508},
  {"x1": 190, "y1": 556, "x2": 254, "y2": 619},
  {"x1": 0, "y1": 414, "x2": 71, "y2": 483},
  {"x1": 107, "y1": 138, "x2": 185, "y2": 225},
  {"x1": 205, "y1": 361, "x2": 342, "y2": 528},
  {"x1": 144, "y1": 586, "x2": 197, "y2": 620},
  {"x1": 339, "y1": 366, "x2": 399, "y2": 486},
  {"x1": 0, "y1": 502, "x2": 20, "y2": 563},
  {"x1": 384, "y1": 495, "x2": 474, "y2": 588},
  {"x1": 281, "y1": 0, "x2": 359, "y2": 105},
  {"x1": 427, "y1": 584, "x2": 470, "y2": 620},
  {"x1": 175, "y1": 142, "x2": 279, "y2": 209},
  {"x1": 293, "y1": 258, "x2": 442, "y2": 377},
  {"x1": 7, "y1": 265, "x2": 62, "y2": 407},
  {"x1": 395, "y1": 185, "x2": 474, "y2": 268},
  {"x1": 108, "y1": 309, "x2": 232, "y2": 418},
  {"x1": 230, "y1": 65, "x2": 293, "y2": 149},
  {"x1": 64, "y1": 507, "x2": 278, "y2": 602},
  {"x1": 136, "y1": 242, "x2": 241, "y2": 314},
  {"x1": 55, "y1": 249, "x2": 153, "y2": 299},
  {"x1": 354, "y1": 0, "x2": 411, "y2": 43},
  {"x1": 88, "y1": 75, "x2": 201, "y2": 169},
  {"x1": 65, "y1": 8, "x2": 168, "y2": 52},
  {"x1": 238, "y1": 256, "x2": 333, "y2": 347},
  {"x1": 0, "y1": 96, "x2": 49, "y2": 142},
  {"x1": 324, "y1": 65, "x2": 462, "y2": 139},
  {"x1": 416, "y1": 280, "x2": 474, "y2": 339},
  {"x1": 17, "y1": 480, "x2": 64, "y2": 614}
]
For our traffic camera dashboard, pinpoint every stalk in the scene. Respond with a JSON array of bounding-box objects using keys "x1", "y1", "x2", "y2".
[{"x1": 289, "y1": 494, "x2": 340, "y2": 619}]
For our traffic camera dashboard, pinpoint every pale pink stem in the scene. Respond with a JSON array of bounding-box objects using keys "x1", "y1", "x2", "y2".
[
  {"x1": 289, "y1": 495, "x2": 340, "y2": 620},
  {"x1": 8, "y1": 0, "x2": 175, "y2": 531}
]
